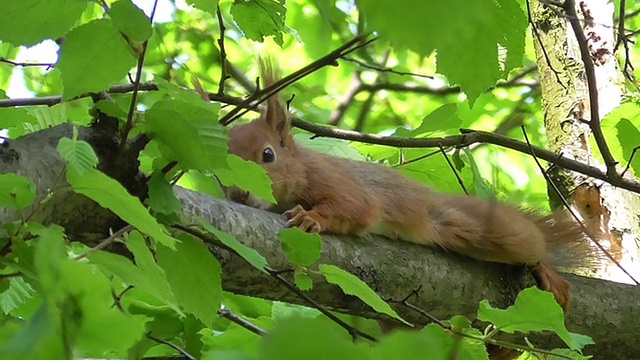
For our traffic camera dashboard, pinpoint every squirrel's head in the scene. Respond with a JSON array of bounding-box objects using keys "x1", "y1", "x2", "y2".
[{"x1": 227, "y1": 62, "x2": 303, "y2": 210}]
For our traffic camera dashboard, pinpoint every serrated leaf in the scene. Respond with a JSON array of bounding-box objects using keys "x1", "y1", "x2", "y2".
[
  {"x1": 57, "y1": 137, "x2": 99, "y2": 175},
  {"x1": 478, "y1": 287, "x2": 593, "y2": 351},
  {"x1": 200, "y1": 220, "x2": 268, "y2": 274},
  {"x1": 148, "y1": 173, "x2": 182, "y2": 215},
  {"x1": 278, "y1": 228, "x2": 322, "y2": 266},
  {"x1": 0, "y1": 173, "x2": 36, "y2": 210},
  {"x1": 358, "y1": 0, "x2": 526, "y2": 104},
  {"x1": 66, "y1": 168, "x2": 176, "y2": 248},
  {"x1": 156, "y1": 234, "x2": 223, "y2": 326},
  {"x1": 294, "y1": 268, "x2": 313, "y2": 291},
  {"x1": 109, "y1": 0, "x2": 153, "y2": 42},
  {"x1": 0, "y1": 0, "x2": 87, "y2": 46},
  {"x1": 0, "y1": 278, "x2": 36, "y2": 315},
  {"x1": 58, "y1": 19, "x2": 136, "y2": 100},
  {"x1": 394, "y1": 103, "x2": 461, "y2": 137},
  {"x1": 145, "y1": 99, "x2": 227, "y2": 172},
  {"x1": 319, "y1": 264, "x2": 408, "y2": 325},
  {"x1": 88, "y1": 250, "x2": 180, "y2": 313},
  {"x1": 231, "y1": 0, "x2": 287, "y2": 46},
  {"x1": 214, "y1": 154, "x2": 275, "y2": 204}
]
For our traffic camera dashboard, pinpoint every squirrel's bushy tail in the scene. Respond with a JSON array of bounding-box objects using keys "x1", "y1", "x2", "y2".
[{"x1": 531, "y1": 212, "x2": 599, "y2": 271}]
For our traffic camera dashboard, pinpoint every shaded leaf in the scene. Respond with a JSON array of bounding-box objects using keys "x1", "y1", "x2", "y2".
[
  {"x1": 66, "y1": 168, "x2": 176, "y2": 248},
  {"x1": 319, "y1": 264, "x2": 408, "y2": 324}
]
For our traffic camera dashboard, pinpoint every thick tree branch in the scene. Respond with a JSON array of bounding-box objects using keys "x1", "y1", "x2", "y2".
[{"x1": 1, "y1": 125, "x2": 639, "y2": 358}]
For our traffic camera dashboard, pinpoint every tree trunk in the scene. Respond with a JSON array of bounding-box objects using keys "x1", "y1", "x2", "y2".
[{"x1": 531, "y1": 0, "x2": 640, "y2": 283}]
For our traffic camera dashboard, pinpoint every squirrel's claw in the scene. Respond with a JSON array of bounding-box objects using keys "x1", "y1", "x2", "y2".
[{"x1": 284, "y1": 205, "x2": 321, "y2": 233}]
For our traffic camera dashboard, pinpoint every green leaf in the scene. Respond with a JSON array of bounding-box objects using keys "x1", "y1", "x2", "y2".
[
  {"x1": 0, "y1": 0, "x2": 87, "y2": 46},
  {"x1": 278, "y1": 228, "x2": 322, "y2": 266},
  {"x1": 58, "y1": 260, "x2": 149, "y2": 356},
  {"x1": 478, "y1": 287, "x2": 593, "y2": 351},
  {"x1": 185, "y1": 0, "x2": 220, "y2": 15},
  {"x1": 66, "y1": 168, "x2": 176, "y2": 248},
  {"x1": 124, "y1": 231, "x2": 177, "y2": 302},
  {"x1": 294, "y1": 268, "x2": 313, "y2": 291},
  {"x1": 294, "y1": 134, "x2": 365, "y2": 160},
  {"x1": 262, "y1": 316, "x2": 369, "y2": 360},
  {"x1": 58, "y1": 19, "x2": 137, "y2": 100},
  {"x1": 57, "y1": 137, "x2": 99, "y2": 175},
  {"x1": 0, "y1": 278, "x2": 36, "y2": 315},
  {"x1": 148, "y1": 173, "x2": 182, "y2": 215},
  {"x1": 95, "y1": 100, "x2": 128, "y2": 119},
  {"x1": 109, "y1": 0, "x2": 153, "y2": 42},
  {"x1": 0, "y1": 108, "x2": 38, "y2": 137},
  {"x1": 358, "y1": 0, "x2": 526, "y2": 104},
  {"x1": 200, "y1": 220, "x2": 269, "y2": 274},
  {"x1": 394, "y1": 103, "x2": 461, "y2": 137},
  {"x1": 0, "y1": 173, "x2": 36, "y2": 210},
  {"x1": 214, "y1": 154, "x2": 275, "y2": 204},
  {"x1": 231, "y1": 0, "x2": 287, "y2": 46},
  {"x1": 156, "y1": 234, "x2": 223, "y2": 326},
  {"x1": 88, "y1": 250, "x2": 179, "y2": 313},
  {"x1": 597, "y1": 102, "x2": 640, "y2": 176},
  {"x1": 145, "y1": 99, "x2": 227, "y2": 172},
  {"x1": 319, "y1": 264, "x2": 408, "y2": 325},
  {"x1": 376, "y1": 327, "x2": 452, "y2": 360}
]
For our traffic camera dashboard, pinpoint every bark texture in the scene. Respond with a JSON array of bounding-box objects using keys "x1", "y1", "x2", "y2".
[
  {"x1": 0, "y1": 125, "x2": 639, "y2": 358},
  {"x1": 531, "y1": 0, "x2": 640, "y2": 283}
]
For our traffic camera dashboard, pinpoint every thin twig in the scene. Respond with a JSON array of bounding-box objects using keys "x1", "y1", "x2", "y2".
[
  {"x1": 265, "y1": 266, "x2": 378, "y2": 343},
  {"x1": 621, "y1": 145, "x2": 640, "y2": 177},
  {"x1": 218, "y1": 35, "x2": 375, "y2": 126},
  {"x1": 172, "y1": 224, "x2": 378, "y2": 343},
  {"x1": 528, "y1": 0, "x2": 566, "y2": 89},
  {"x1": 394, "y1": 149, "x2": 441, "y2": 168},
  {"x1": 291, "y1": 118, "x2": 640, "y2": 194},
  {"x1": 74, "y1": 225, "x2": 134, "y2": 261},
  {"x1": 216, "y1": 5, "x2": 229, "y2": 95},
  {"x1": 0, "y1": 57, "x2": 55, "y2": 69},
  {"x1": 403, "y1": 300, "x2": 575, "y2": 360},
  {"x1": 118, "y1": 0, "x2": 159, "y2": 155},
  {"x1": 521, "y1": 125, "x2": 639, "y2": 285},
  {"x1": 219, "y1": 308, "x2": 267, "y2": 336},
  {"x1": 563, "y1": 0, "x2": 619, "y2": 179},
  {"x1": 342, "y1": 56, "x2": 433, "y2": 79},
  {"x1": 146, "y1": 333, "x2": 197, "y2": 360},
  {"x1": 328, "y1": 73, "x2": 363, "y2": 126},
  {"x1": 438, "y1": 145, "x2": 469, "y2": 195}
]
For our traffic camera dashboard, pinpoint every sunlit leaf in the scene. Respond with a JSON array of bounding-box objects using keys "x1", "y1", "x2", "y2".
[{"x1": 58, "y1": 19, "x2": 136, "y2": 100}]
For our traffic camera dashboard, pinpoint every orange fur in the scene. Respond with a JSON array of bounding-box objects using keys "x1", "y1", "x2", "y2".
[{"x1": 227, "y1": 65, "x2": 592, "y2": 314}]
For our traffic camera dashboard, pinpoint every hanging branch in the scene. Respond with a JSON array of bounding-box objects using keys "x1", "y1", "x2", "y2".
[
  {"x1": 118, "y1": 0, "x2": 160, "y2": 154},
  {"x1": 561, "y1": 0, "x2": 620, "y2": 180}
]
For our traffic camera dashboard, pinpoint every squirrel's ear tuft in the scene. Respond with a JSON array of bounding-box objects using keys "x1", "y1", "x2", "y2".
[{"x1": 259, "y1": 58, "x2": 293, "y2": 146}]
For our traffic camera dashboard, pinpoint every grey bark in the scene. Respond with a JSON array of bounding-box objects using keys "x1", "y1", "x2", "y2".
[{"x1": 1, "y1": 125, "x2": 639, "y2": 358}]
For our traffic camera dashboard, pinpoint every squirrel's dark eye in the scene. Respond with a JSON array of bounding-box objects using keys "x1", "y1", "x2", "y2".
[{"x1": 262, "y1": 146, "x2": 276, "y2": 164}]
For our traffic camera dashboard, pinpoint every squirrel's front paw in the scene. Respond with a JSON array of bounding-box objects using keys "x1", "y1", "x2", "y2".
[{"x1": 283, "y1": 205, "x2": 321, "y2": 233}]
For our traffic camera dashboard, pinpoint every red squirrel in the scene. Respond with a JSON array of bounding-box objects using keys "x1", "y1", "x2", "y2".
[{"x1": 226, "y1": 65, "x2": 593, "y2": 313}]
